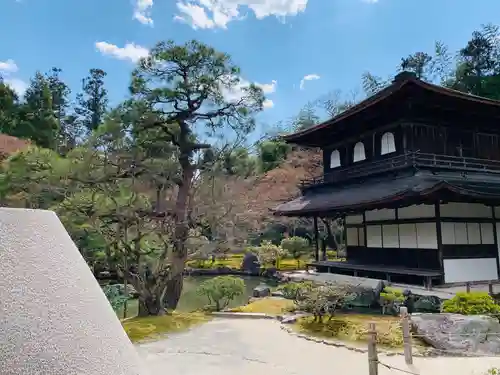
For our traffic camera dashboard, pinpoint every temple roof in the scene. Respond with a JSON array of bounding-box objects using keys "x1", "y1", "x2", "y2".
[
  {"x1": 273, "y1": 170, "x2": 500, "y2": 217},
  {"x1": 283, "y1": 72, "x2": 500, "y2": 147}
]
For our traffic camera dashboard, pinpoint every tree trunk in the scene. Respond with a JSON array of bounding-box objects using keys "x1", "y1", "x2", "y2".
[
  {"x1": 164, "y1": 272, "x2": 184, "y2": 310},
  {"x1": 164, "y1": 153, "x2": 193, "y2": 310},
  {"x1": 138, "y1": 295, "x2": 166, "y2": 317}
]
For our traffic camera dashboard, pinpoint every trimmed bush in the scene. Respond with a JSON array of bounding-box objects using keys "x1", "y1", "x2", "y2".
[
  {"x1": 442, "y1": 292, "x2": 500, "y2": 315},
  {"x1": 278, "y1": 281, "x2": 314, "y2": 300},
  {"x1": 379, "y1": 287, "x2": 405, "y2": 315},
  {"x1": 196, "y1": 275, "x2": 245, "y2": 311}
]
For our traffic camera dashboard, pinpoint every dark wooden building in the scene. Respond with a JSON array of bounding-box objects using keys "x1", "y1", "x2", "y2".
[{"x1": 274, "y1": 71, "x2": 500, "y2": 288}]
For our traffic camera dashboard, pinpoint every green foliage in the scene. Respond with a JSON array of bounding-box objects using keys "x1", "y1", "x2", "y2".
[
  {"x1": 196, "y1": 276, "x2": 245, "y2": 311},
  {"x1": 295, "y1": 283, "x2": 355, "y2": 322},
  {"x1": 442, "y1": 292, "x2": 500, "y2": 315},
  {"x1": 75, "y1": 68, "x2": 108, "y2": 133},
  {"x1": 253, "y1": 240, "x2": 285, "y2": 266},
  {"x1": 379, "y1": 287, "x2": 405, "y2": 315},
  {"x1": 257, "y1": 140, "x2": 290, "y2": 173},
  {"x1": 379, "y1": 287, "x2": 404, "y2": 302},
  {"x1": 102, "y1": 284, "x2": 129, "y2": 312},
  {"x1": 281, "y1": 236, "x2": 310, "y2": 267},
  {"x1": 278, "y1": 281, "x2": 314, "y2": 300}
]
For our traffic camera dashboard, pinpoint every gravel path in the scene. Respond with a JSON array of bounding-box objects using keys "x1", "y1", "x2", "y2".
[{"x1": 136, "y1": 318, "x2": 500, "y2": 375}]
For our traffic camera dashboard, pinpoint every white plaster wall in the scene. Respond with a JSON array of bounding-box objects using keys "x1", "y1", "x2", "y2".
[
  {"x1": 0, "y1": 208, "x2": 148, "y2": 375},
  {"x1": 397, "y1": 204, "x2": 435, "y2": 219},
  {"x1": 444, "y1": 258, "x2": 498, "y2": 283},
  {"x1": 365, "y1": 208, "x2": 395, "y2": 221},
  {"x1": 440, "y1": 203, "x2": 492, "y2": 218},
  {"x1": 345, "y1": 215, "x2": 363, "y2": 224}
]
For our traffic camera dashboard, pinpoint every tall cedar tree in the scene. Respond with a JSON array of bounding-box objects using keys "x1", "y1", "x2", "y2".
[
  {"x1": 130, "y1": 40, "x2": 264, "y2": 312},
  {"x1": 75, "y1": 68, "x2": 109, "y2": 134},
  {"x1": 17, "y1": 72, "x2": 59, "y2": 149}
]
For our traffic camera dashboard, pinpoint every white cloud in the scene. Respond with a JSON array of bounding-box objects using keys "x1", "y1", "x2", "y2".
[
  {"x1": 133, "y1": 0, "x2": 154, "y2": 25},
  {"x1": 299, "y1": 73, "x2": 320, "y2": 90},
  {"x1": 95, "y1": 41, "x2": 149, "y2": 63},
  {"x1": 4, "y1": 78, "x2": 28, "y2": 96},
  {"x1": 0, "y1": 59, "x2": 27, "y2": 95},
  {"x1": 263, "y1": 99, "x2": 274, "y2": 108},
  {"x1": 174, "y1": 0, "x2": 308, "y2": 29},
  {"x1": 223, "y1": 76, "x2": 277, "y2": 110},
  {"x1": 0, "y1": 59, "x2": 18, "y2": 73}
]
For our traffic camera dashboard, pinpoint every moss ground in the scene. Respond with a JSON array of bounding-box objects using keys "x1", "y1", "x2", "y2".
[
  {"x1": 122, "y1": 312, "x2": 210, "y2": 343},
  {"x1": 230, "y1": 297, "x2": 295, "y2": 315}
]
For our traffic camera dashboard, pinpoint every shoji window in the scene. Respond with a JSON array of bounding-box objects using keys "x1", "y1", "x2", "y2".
[
  {"x1": 353, "y1": 142, "x2": 366, "y2": 163},
  {"x1": 381, "y1": 132, "x2": 396, "y2": 155},
  {"x1": 330, "y1": 149, "x2": 341, "y2": 168}
]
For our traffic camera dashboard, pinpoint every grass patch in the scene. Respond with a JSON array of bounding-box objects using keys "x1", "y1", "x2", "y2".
[
  {"x1": 294, "y1": 314, "x2": 404, "y2": 348},
  {"x1": 122, "y1": 312, "x2": 210, "y2": 343},
  {"x1": 230, "y1": 297, "x2": 295, "y2": 315}
]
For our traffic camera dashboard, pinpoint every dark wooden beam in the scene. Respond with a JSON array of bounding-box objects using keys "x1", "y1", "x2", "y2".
[
  {"x1": 435, "y1": 202, "x2": 445, "y2": 284},
  {"x1": 492, "y1": 206, "x2": 500, "y2": 281},
  {"x1": 313, "y1": 216, "x2": 319, "y2": 262}
]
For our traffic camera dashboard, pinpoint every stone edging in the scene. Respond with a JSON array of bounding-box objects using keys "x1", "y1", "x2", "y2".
[{"x1": 211, "y1": 311, "x2": 276, "y2": 319}]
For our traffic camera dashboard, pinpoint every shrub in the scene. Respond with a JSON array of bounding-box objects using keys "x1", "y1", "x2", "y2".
[
  {"x1": 196, "y1": 276, "x2": 245, "y2": 311},
  {"x1": 102, "y1": 284, "x2": 129, "y2": 312},
  {"x1": 295, "y1": 283, "x2": 356, "y2": 322},
  {"x1": 379, "y1": 287, "x2": 405, "y2": 315},
  {"x1": 253, "y1": 241, "x2": 285, "y2": 267},
  {"x1": 278, "y1": 281, "x2": 314, "y2": 300},
  {"x1": 442, "y1": 292, "x2": 500, "y2": 315},
  {"x1": 281, "y1": 236, "x2": 309, "y2": 268}
]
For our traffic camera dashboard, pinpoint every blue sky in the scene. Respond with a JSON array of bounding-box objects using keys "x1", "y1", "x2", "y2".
[{"x1": 1, "y1": 0, "x2": 499, "y2": 136}]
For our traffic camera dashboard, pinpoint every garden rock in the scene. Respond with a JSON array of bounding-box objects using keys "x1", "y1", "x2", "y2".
[
  {"x1": 280, "y1": 313, "x2": 310, "y2": 324},
  {"x1": 253, "y1": 285, "x2": 271, "y2": 298},
  {"x1": 411, "y1": 313, "x2": 500, "y2": 355},
  {"x1": 241, "y1": 253, "x2": 261, "y2": 275},
  {"x1": 413, "y1": 295, "x2": 442, "y2": 313},
  {"x1": 261, "y1": 267, "x2": 280, "y2": 280},
  {"x1": 271, "y1": 290, "x2": 285, "y2": 298},
  {"x1": 329, "y1": 275, "x2": 385, "y2": 308}
]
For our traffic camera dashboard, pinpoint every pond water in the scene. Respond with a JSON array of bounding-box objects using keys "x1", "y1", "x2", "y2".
[{"x1": 118, "y1": 275, "x2": 272, "y2": 318}]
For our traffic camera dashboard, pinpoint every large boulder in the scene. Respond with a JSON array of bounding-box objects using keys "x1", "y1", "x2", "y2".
[
  {"x1": 413, "y1": 295, "x2": 442, "y2": 313},
  {"x1": 328, "y1": 274, "x2": 386, "y2": 308},
  {"x1": 253, "y1": 284, "x2": 271, "y2": 298},
  {"x1": 411, "y1": 313, "x2": 500, "y2": 355},
  {"x1": 241, "y1": 253, "x2": 261, "y2": 275}
]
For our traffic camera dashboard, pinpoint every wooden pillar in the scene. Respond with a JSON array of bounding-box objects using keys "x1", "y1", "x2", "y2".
[
  {"x1": 491, "y1": 206, "x2": 500, "y2": 280},
  {"x1": 435, "y1": 202, "x2": 445, "y2": 284},
  {"x1": 313, "y1": 216, "x2": 320, "y2": 262}
]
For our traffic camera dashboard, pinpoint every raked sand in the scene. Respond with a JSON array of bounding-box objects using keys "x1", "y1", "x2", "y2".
[{"x1": 136, "y1": 318, "x2": 500, "y2": 375}]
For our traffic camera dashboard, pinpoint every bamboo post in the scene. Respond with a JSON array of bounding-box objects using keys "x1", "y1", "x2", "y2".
[
  {"x1": 367, "y1": 322, "x2": 378, "y2": 375},
  {"x1": 400, "y1": 306, "x2": 413, "y2": 365}
]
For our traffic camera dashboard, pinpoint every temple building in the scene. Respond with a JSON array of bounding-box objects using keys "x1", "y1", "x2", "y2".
[{"x1": 274, "y1": 71, "x2": 500, "y2": 288}]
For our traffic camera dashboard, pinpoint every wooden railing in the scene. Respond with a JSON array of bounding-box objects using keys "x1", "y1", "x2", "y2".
[{"x1": 300, "y1": 151, "x2": 500, "y2": 189}]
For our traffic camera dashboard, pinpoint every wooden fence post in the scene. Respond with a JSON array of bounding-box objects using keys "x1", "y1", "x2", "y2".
[
  {"x1": 489, "y1": 282, "x2": 494, "y2": 296},
  {"x1": 400, "y1": 306, "x2": 413, "y2": 365},
  {"x1": 367, "y1": 322, "x2": 378, "y2": 375},
  {"x1": 466, "y1": 282, "x2": 471, "y2": 293}
]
